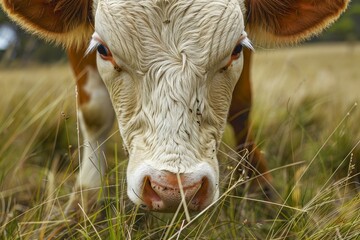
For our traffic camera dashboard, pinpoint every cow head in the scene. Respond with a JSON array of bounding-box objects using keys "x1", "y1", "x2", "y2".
[
  {"x1": 89, "y1": 0, "x2": 253, "y2": 212},
  {"x1": 1, "y1": 0, "x2": 349, "y2": 212}
]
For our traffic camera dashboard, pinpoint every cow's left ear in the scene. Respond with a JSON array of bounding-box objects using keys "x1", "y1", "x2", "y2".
[
  {"x1": 245, "y1": 0, "x2": 350, "y2": 45},
  {"x1": 1, "y1": 0, "x2": 93, "y2": 49}
]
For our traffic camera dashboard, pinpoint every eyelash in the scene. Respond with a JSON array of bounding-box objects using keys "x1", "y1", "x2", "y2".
[
  {"x1": 86, "y1": 35, "x2": 122, "y2": 72},
  {"x1": 232, "y1": 33, "x2": 254, "y2": 58},
  {"x1": 85, "y1": 38, "x2": 101, "y2": 56},
  {"x1": 222, "y1": 33, "x2": 254, "y2": 71},
  {"x1": 239, "y1": 34, "x2": 254, "y2": 52},
  {"x1": 86, "y1": 38, "x2": 112, "y2": 59}
]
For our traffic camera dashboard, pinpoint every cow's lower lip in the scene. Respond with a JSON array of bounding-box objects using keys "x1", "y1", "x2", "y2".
[{"x1": 140, "y1": 176, "x2": 209, "y2": 212}]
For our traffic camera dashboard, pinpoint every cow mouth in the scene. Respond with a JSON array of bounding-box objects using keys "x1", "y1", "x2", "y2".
[{"x1": 140, "y1": 176, "x2": 210, "y2": 212}]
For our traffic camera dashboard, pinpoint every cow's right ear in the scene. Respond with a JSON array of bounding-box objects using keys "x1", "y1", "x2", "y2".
[
  {"x1": 245, "y1": 0, "x2": 349, "y2": 46},
  {"x1": 1, "y1": 0, "x2": 93, "y2": 49}
]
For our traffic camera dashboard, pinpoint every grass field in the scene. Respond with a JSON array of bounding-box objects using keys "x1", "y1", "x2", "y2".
[{"x1": 0, "y1": 43, "x2": 360, "y2": 239}]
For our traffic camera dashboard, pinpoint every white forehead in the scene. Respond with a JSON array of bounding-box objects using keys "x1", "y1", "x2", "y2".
[{"x1": 94, "y1": 0, "x2": 245, "y2": 69}]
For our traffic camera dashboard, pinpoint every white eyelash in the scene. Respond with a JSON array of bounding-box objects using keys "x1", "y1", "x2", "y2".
[
  {"x1": 240, "y1": 31, "x2": 255, "y2": 52},
  {"x1": 85, "y1": 35, "x2": 101, "y2": 56}
]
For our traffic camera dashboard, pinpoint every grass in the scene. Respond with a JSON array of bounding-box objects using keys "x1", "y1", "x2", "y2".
[{"x1": 0, "y1": 43, "x2": 360, "y2": 239}]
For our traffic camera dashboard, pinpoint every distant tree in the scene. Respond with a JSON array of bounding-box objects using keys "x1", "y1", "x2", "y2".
[
  {"x1": 0, "y1": 9, "x2": 7, "y2": 22},
  {"x1": 0, "y1": 8, "x2": 65, "y2": 65},
  {"x1": 314, "y1": 2, "x2": 360, "y2": 42}
]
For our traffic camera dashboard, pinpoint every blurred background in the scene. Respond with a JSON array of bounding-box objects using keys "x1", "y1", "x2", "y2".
[
  {"x1": 0, "y1": 2, "x2": 360, "y2": 65},
  {"x1": 0, "y1": 8, "x2": 66, "y2": 66}
]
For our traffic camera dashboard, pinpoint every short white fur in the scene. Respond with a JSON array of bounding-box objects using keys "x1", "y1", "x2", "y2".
[{"x1": 92, "y1": 0, "x2": 249, "y2": 207}]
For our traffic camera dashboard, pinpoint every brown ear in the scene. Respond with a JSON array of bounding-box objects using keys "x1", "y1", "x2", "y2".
[
  {"x1": 245, "y1": 0, "x2": 350, "y2": 46},
  {"x1": 1, "y1": 0, "x2": 93, "y2": 49}
]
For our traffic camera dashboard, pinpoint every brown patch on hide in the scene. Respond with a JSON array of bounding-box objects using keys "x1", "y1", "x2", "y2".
[
  {"x1": 229, "y1": 48, "x2": 252, "y2": 144},
  {"x1": 245, "y1": 0, "x2": 350, "y2": 45},
  {"x1": 67, "y1": 47, "x2": 97, "y2": 105},
  {"x1": 229, "y1": 48, "x2": 272, "y2": 193}
]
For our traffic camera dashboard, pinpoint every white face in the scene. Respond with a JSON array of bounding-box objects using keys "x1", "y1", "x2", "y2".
[{"x1": 89, "y1": 0, "x2": 251, "y2": 211}]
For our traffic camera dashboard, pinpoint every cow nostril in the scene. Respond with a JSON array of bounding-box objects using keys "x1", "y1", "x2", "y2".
[
  {"x1": 141, "y1": 176, "x2": 161, "y2": 210},
  {"x1": 186, "y1": 177, "x2": 209, "y2": 209}
]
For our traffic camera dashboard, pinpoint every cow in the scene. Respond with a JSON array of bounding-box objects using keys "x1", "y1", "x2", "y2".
[{"x1": 1, "y1": 0, "x2": 349, "y2": 212}]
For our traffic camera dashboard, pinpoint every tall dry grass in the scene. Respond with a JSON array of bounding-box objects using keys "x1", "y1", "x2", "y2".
[{"x1": 0, "y1": 43, "x2": 359, "y2": 239}]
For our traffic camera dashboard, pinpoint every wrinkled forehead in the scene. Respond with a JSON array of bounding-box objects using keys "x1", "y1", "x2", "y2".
[{"x1": 94, "y1": 0, "x2": 245, "y2": 67}]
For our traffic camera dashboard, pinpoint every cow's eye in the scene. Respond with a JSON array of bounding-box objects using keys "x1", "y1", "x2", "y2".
[
  {"x1": 221, "y1": 43, "x2": 244, "y2": 71},
  {"x1": 97, "y1": 44, "x2": 111, "y2": 58},
  {"x1": 231, "y1": 43, "x2": 243, "y2": 59}
]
